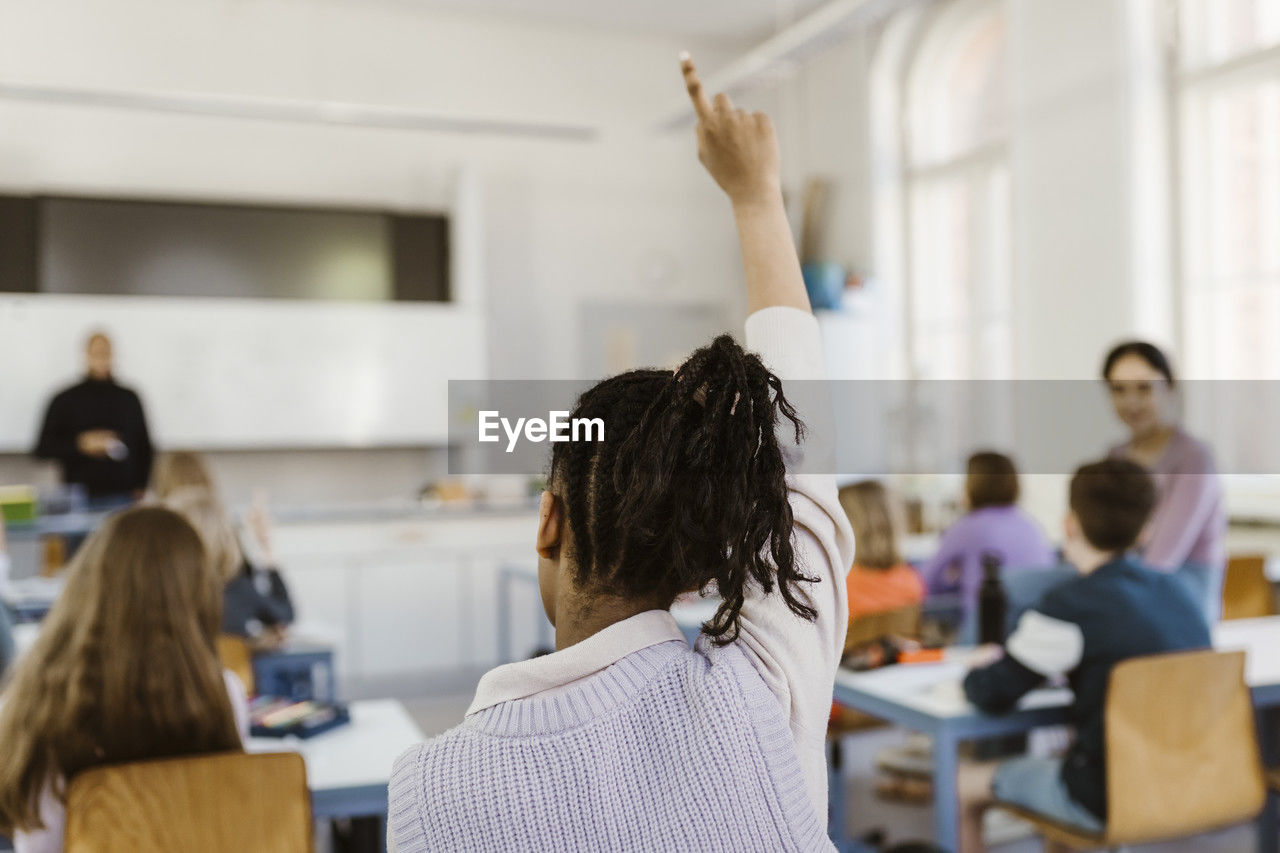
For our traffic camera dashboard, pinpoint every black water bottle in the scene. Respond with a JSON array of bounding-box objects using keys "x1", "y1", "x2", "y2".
[{"x1": 978, "y1": 551, "x2": 1007, "y2": 645}]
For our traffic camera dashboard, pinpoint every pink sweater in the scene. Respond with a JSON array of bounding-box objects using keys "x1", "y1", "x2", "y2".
[{"x1": 1110, "y1": 427, "x2": 1226, "y2": 572}]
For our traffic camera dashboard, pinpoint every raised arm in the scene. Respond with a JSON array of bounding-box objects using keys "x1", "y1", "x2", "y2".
[
  {"x1": 682, "y1": 53, "x2": 854, "y2": 816},
  {"x1": 681, "y1": 54, "x2": 809, "y2": 315}
]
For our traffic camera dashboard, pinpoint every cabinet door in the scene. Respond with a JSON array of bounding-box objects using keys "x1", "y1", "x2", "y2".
[{"x1": 355, "y1": 553, "x2": 461, "y2": 677}]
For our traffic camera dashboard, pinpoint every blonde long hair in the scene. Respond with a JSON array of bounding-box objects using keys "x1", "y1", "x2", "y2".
[
  {"x1": 164, "y1": 487, "x2": 244, "y2": 584},
  {"x1": 151, "y1": 451, "x2": 215, "y2": 501},
  {"x1": 0, "y1": 507, "x2": 242, "y2": 833},
  {"x1": 838, "y1": 480, "x2": 904, "y2": 570}
]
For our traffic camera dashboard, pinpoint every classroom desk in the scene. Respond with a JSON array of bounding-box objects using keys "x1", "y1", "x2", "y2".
[
  {"x1": 248, "y1": 699, "x2": 424, "y2": 838},
  {"x1": 832, "y1": 617, "x2": 1280, "y2": 853},
  {"x1": 1, "y1": 576, "x2": 63, "y2": 623}
]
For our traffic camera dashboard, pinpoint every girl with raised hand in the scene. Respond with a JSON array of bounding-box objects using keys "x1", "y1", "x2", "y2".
[
  {"x1": 0, "y1": 507, "x2": 248, "y2": 853},
  {"x1": 387, "y1": 54, "x2": 853, "y2": 853}
]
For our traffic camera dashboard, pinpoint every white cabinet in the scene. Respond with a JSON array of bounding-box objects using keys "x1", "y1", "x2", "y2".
[
  {"x1": 271, "y1": 509, "x2": 538, "y2": 694},
  {"x1": 356, "y1": 556, "x2": 461, "y2": 677}
]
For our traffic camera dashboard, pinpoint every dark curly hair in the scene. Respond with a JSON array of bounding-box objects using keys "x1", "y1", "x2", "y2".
[{"x1": 548, "y1": 334, "x2": 817, "y2": 644}]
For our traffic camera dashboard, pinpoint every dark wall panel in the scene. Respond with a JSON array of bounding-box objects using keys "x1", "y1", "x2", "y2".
[{"x1": 0, "y1": 196, "x2": 38, "y2": 294}]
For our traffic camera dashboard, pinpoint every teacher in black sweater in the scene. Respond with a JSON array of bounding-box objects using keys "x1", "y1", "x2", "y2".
[{"x1": 33, "y1": 332, "x2": 154, "y2": 504}]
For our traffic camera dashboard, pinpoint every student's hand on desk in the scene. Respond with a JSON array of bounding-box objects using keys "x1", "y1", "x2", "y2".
[
  {"x1": 251, "y1": 625, "x2": 288, "y2": 652},
  {"x1": 77, "y1": 429, "x2": 121, "y2": 457},
  {"x1": 680, "y1": 53, "x2": 780, "y2": 208},
  {"x1": 967, "y1": 643, "x2": 1005, "y2": 670},
  {"x1": 247, "y1": 489, "x2": 277, "y2": 560}
]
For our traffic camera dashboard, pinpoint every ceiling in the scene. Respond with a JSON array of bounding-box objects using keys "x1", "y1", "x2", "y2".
[{"x1": 408, "y1": 0, "x2": 833, "y2": 41}]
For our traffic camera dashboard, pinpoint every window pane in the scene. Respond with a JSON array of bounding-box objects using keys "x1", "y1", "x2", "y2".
[
  {"x1": 908, "y1": 6, "x2": 1008, "y2": 165},
  {"x1": 909, "y1": 163, "x2": 1011, "y2": 379},
  {"x1": 1181, "y1": 71, "x2": 1280, "y2": 377},
  {"x1": 1179, "y1": 0, "x2": 1280, "y2": 71}
]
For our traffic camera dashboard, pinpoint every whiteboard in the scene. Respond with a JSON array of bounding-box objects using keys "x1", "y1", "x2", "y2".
[{"x1": 0, "y1": 293, "x2": 486, "y2": 451}]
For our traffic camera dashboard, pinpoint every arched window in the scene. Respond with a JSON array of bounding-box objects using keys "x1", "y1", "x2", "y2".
[
  {"x1": 1177, "y1": 0, "x2": 1280, "y2": 378},
  {"x1": 902, "y1": 0, "x2": 1011, "y2": 380}
]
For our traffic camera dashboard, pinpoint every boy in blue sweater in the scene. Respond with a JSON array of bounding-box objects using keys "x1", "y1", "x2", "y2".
[{"x1": 956, "y1": 459, "x2": 1210, "y2": 852}]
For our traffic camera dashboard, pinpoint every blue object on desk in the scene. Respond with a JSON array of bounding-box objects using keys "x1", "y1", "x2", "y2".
[
  {"x1": 253, "y1": 643, "x2": 336, "y2": 703},
  {"x1": 802, "y1": 262, "x2": 846, "y2": 310},
  {"x1": 250, "y1": 699, "x2": 350, "y2": 739}
]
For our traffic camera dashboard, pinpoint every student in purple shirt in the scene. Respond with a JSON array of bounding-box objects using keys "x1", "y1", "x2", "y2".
[{"x1": 921, "y1": 452, "x2": 1055, "y2": 636}]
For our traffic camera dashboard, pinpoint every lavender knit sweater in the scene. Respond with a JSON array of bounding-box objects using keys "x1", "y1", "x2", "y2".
[
  {"x1": 387, "y1": 307, "x2": 852, "y2": 852},
  {"x1": 389, "y1": 640, "x2": 832, "y2": 851}
]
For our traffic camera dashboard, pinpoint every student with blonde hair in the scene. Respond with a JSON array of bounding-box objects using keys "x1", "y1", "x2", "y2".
[
  {"x1": 165, "y1": 487, "x2": 294, "y2": 647},
  {"x1": 0, "y1": 507, "x2": 248, "y2": 852},
  {"x1": 150, "y1": 450, "x2": 216, "y2": 501},
  {"x1": 839, "y1": 481, "x2": 925, "y2": 620}
]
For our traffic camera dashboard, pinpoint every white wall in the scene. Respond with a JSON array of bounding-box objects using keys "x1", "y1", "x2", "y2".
[
  {"x1": 0, "y1": 0, "x2": 755, "y2": 498},
  {"x1": 0, "y1": 0, "x2": 748, "y2": 383}
]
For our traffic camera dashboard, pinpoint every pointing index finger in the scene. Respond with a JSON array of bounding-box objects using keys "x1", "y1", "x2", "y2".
[{"x1": 680, "y1": 51, "x2": 712, "y2": 121}]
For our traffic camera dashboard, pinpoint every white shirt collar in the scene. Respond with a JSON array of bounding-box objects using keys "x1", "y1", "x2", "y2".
[{"x1": 467, "y1": 609, "x2": 686, "y2": 716}]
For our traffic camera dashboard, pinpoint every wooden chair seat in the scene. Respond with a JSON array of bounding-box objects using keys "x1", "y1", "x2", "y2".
[
  {"x1": 1222, "y1": 554, "x2": 1278, "y2": 620},
  {"x1": 994, "y1": 649, "x2": 1266, "y2": 849},
  {"x1": 65, "y1": 751, "x2": 310, "y2": 852},
  {"x1": 844, "y1": 605, "x2": 922, "y2": 653},
  {"x1": 217, "y1": 634, "x2": 255, "y2": 696}
]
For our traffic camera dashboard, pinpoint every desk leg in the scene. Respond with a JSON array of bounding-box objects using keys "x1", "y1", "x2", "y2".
[
  {"x1": 932, "y1": 727, "x2": 960, "y2": 853},
  {"x1": 497, "y1": 567, "x2": 512, "y2": 665},
  {"x1": 827, "y1": 736, "x2": 847, "y2": 848},
  {"x1": 1260, "y1": 706, "x2": 1278, "y2": 853}
]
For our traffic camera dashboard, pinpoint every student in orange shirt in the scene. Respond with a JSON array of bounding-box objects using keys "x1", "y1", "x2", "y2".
[{"x1": 839, "y1": 481, "x2": 925, "y2": 618}]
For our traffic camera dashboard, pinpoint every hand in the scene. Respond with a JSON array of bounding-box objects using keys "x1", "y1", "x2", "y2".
[
  {"x1": 681, "y1": 53, "x2": 781, "y2": 207},
  {"x1": 247, "y1": 489, "x2": 275, "y2": 558},
  {"x1": 77, "y1": 430, "x2": 121, "y2": 458},
  {"x1": 249, "y1": 625, "x2": 288, "y2": 653},
  {"x1": 968, "y1": 643, "x2": 1005, "y2": 669}
]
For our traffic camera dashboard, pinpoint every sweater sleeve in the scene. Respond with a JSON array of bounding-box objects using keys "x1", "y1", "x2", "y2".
[
  {"x1": 963, "y1": 653, "x2": 1045, "y2": 713},
  {"x1": 32, "y1": 394, "x2": 76, "y2": 463},
  {"x1": 964, "y1": 605, "x2": 1083, "y2": 712},
  {"x1": 129, "y1": 390, "x2": 155, "y2": 492},
  {"x1": 13, "y1": 781, "x2": 65, "y2": 853},
  {"x1": 1141, "y1": 445, "x2": 1221, "y2": 571},
  {"x1": 732, "y1": 306, "x2": 855, "y2": 816}
]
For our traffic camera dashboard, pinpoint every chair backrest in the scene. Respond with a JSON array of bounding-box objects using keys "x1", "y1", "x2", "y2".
[
  {"x1": 845, "y1": 605, "x2": 921, "y2": 652},
  {"x1": 217, "y1": 634, "x2": 255, "y2": 696},
  {"x1": 65, "y1": 751, "x2": 310, "y2": 853},
  {"x1": 1222, "y1": 555, "x2": 1277, "y2": 620},
  {"x1": 1105, "y1": 649, "x2": 1265, "y2": 843}
]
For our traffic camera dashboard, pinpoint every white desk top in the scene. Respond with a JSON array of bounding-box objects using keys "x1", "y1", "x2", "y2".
[
  {"x1": 1212, "y1": 616, "x2": 1280, "y2": 687},
  {"x1": 835, "y1": 651, "x2": 1073, "y2": 719},
  {"x1": 837, "y1": 615, "x2": 1280, "y2": 720},
  {"x1": 247, "y1": 699, "x2": 425, "y2": 793}
]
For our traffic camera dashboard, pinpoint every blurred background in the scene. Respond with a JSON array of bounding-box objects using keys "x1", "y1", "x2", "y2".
[{"x1": 0, "y1": 1, "x2": 1278, "y2": 847}]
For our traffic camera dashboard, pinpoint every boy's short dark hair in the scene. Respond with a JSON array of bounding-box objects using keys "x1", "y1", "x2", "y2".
[
  {"x1": 1068, "y1": 459, "x2": 1156, "y2": 551},
  {"x1": 966, "y1": 451, "x2": 1020, "y2": 509}
]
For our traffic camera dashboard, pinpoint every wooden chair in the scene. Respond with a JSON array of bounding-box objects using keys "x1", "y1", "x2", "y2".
[
  {"x1": 65, "y1": 751, "x2": 311, "y2": 852},
  {"x1": 843, "y1": 604, "x2": 922, "y2": 654},
  {"x1": 1269, "y1": 767, "x2": 1280, "y2": 791},
  {"x1": 1222, "y1": 554, "x2": 1278, "y2": 620},
  {"x1": 216, "y1": 634, "x2": 255, "y2": 696},
  {"x1": 996, "y1": 649, "x2": 1266, "y2": 849}
]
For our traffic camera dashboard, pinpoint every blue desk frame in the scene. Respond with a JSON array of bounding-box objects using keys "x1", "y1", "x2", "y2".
[{"x1": 832, "y1": 677, "x2": 1280, "y2": 852}]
